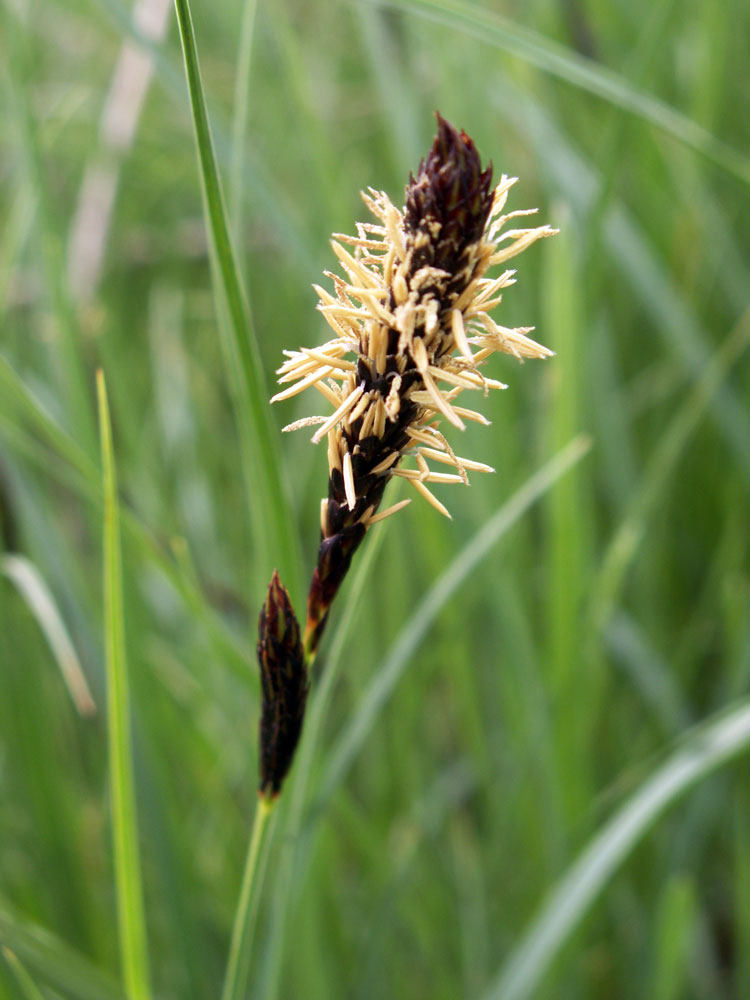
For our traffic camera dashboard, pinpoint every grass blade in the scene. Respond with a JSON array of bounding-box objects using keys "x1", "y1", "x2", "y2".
[
  {"x1": 485, "y1": 700, "x2": 750, "y2": 1000},
  {"x1": 360, "y1": 0, "x2": 750, "y2": 185},
  {"x1": 97, "y1": 371, "x2": 152, "y2": 1000},
  {"x1": 229, "y1": 0, "x2": 258, "y2": 232},
  {"x1": 592, "y1": 309, "x2": 750, "y2": 630},
  {"x1": 0, "y1": 2, "x2": 98, "y2": 455},
  {"x1": 0, "y1": 903, "x2": 124, "y2": 1000},
  {"x1": 500, "y1": 86, "x2": 750, "y2": 480},
  {"x1": 318, "y1": 435, "x2": 592, "y2": 804},
  {"x1": 0, "y1": 358, "x2": 251, "y2": 679},
  {"x1": 172, "y1": 0, "x2": 299, "y2": 588},
  {"x1": 0, "y1": 554, "x2": 95, "y2": 716},
  {"x1": 2, "y1": 948, "x2": 47, "y2": 1000}
]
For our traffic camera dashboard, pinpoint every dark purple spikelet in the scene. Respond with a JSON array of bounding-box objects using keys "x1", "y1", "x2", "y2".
[
  {"x1": 302, "y1": 117, "x2": 498, "y2": 657},
  {"x1": 273, "y1": 113, "x2": 556, "y2": 664},
  {"x1": 257, "y1": 570, "x2": 308, "y2": 797},
  {"x1": 404, "y1": 113, "x2": 494, "y2": 282}
]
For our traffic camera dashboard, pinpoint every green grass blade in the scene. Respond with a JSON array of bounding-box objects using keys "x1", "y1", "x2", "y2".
[
  {"x1": 172, "y1": 0, "x2": 299, "y2": 588},
  {"x1": 0, "y1": 360, "x2": 251, "y2": 678},
  {"x1": 0, "y1": 3, "x2": 97, "y2": 455},
  {"x1": 485, "y1": 700, "x2": 750, "y2": 1000},
  {"x1": 0, "y1": 354, "x2": 98, "y2": 484},
  {"x1": 318, "y1": 435, "x2": 592, "y2": 804},
  {"x1": 592, "y1": 309, "x2": 750, "y2": 631},
  {"x1": 360, "y1": 0, "x2": 750, "y2": 184},
  {"x1": 228, "y1": 0, "x2": 259, "y2": 234},
  {"x1": 0, "y1": 904, "x2": 124, "y2": 1000},
  {"x1": 650, "y1": 877, "x2": 696, "y2": 1000},
  {"x1": 0, "y1": 554, "x2": 95, "y2": 716},
  {"x1": 2, "y1": 948, "x2": 46, "y2": 1000},
  {"x1": 97, "y1": 371, "x2": 152, "y2": 1000},
  {"x1": 501, "y1": 86, "x2": 750, "y2": 480}
]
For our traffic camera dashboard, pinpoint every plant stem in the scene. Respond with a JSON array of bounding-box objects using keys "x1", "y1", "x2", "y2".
[{"x1": 221, "y1": 795, "x2": 277, "y2": 1000}]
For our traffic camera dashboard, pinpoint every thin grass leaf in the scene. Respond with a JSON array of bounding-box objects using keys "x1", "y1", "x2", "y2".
[
  {"x1": 651, "y1": 877, "x2": 696, "y2": 1000},
  {"x1": 0, "y1": 554, "x2": 95, "y2": 716},
  {"x1": 0, "y1": 354, "x2": 98, "y2": 484},
  {"x1": 500, "y1": 86, "x2": 750, "y2": 481},
  {"x1": 318, "y1": 435, "x2": 591, "y2": 804},
  {"x1": 0, "y1": 353, "x2": 251, "y2": 679},
  {"x1": 484, "y1": 700, "x2": 750, "y2": 1000},
  {"x1": 172, "y1": 0, "x2": 300, "y2": 589},
  {"x1": 97, "y1": 371, "x2": 152, "y2": 1000},
  {"x1": 0, "y1": 905, "x2": 123, "y2": 1000},
  {"x1": 360, "y1": 0, "x2": 750, "y2": 185},
  {"x1": 592, "y1": 309, "x2": 750, "y2": 630},
  {"x1": 89, "y1": 0, "x2": 317, "y2": 271},
  {"x1": 2, "y1": 948, "x2": 47, "y2": 1000},
  {"x1": 0, "y1": 3, "x2": 97, "y2": 455},
  {"x1": 229, "y1": 0, "x2": 258, "y2": 232}
]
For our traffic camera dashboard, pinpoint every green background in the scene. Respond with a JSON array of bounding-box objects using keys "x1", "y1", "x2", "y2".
[{"x1": 1, "y1": 0, "x2": 749, "y2": 997}]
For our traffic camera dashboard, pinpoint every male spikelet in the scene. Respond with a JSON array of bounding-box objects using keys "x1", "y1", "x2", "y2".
[{"x1": 257, "y1": 115, "x2": 556, "y2": 795}]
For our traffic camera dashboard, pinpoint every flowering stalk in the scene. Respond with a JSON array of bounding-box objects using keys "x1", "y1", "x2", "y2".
[
  {"x1": 221, "y1": 572, "x2": 306, "y2": 1000},
  {"x1": 257, "y1": 113, "x2": 556, "y2": 796},
  {"x1": 230, "y1": 114, "x2": 555, "y2": 1000}
]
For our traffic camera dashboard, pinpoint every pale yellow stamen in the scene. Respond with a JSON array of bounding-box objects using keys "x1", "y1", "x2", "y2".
[
  {"x1": 385, "y1": 375, "x2": 402, "y2": 421},
  {"x1": 342, "y1": 450, "x2": 356, "y2": 510},
  {"x1": 449, "y1": 405, "x2": 492, "y2": 426},
  {"x1": 348, "y1": 390, "x2": 371, "y2": 425},
  {"x1": 392, "y1": 467, "x2": 464, "y2": 485},
  {"x1": 282, "y1": 415, "x2": 328, "y2": 433},
  {"x1": 409, "y1": 479, "x2": 452, "y2": 519},
  {"x1": 371, "y1": 451, "x2": 400, "y2": 475},
  {"x1": 300, "y1": 347, "x2": 357, "y2": 372},
  {"x1": 311, "y1": 384, "x2": 364, "y2": 443},
  {"x1": 451, "y1": 308, "x2": 474, "y2": 362},
  {"x1": 418, "y1": 447, "x2": 494, "y2": 473},
  {"x1": 271, "y1": 366, "x2": 334, "y2": 403},
  {"x1": 428, "y1": 365, "x2": 505, "y2": 392},
  {"x1": 366, "y1": 498, "x2": 412, "y2": 525},
  {"x1": 313, "y1": 379, "x2": 343, "y2": 408},
  {"x1": 330, "y1": 241, "x2": 381, "y2": 290},
  {"x1": 327, "y1": 428, "x2": 342, "y2": 473},
  {"x1": 359, "y1": 402, "x2": 377, "y2": 439},
  {"x1": 373, "y1": 397, "x2": 387, "y2": 438}
]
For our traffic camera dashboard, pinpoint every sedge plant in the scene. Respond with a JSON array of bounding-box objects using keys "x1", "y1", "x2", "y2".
[{"x1": 222, "y1": 114, "x2": 557, "y2": 999}]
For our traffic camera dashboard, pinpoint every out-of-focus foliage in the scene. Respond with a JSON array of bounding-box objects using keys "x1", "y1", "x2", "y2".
[{"x1": 0, "y1": 0, "x2": 748, "y2": 996}]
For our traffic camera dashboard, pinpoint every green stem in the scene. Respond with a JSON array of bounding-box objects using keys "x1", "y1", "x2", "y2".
[
  {"x1": 221, "y1": 795, "x2": 277, "y2": 1000},
  {"x1": 172, "y1": 0, "x2": 300, "y2": 590}
]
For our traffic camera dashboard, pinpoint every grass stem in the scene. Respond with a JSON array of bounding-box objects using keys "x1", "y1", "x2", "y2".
[{"x1": 221, "y1": 795, "x2": 277, "y2": 1000}]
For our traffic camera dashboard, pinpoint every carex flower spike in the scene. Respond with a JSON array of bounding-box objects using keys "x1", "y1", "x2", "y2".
[
  {"x1": 257, "y1": 114, "x2": 556, "y2": 796},
  {"x1": 272, "y1": 114, "x2": 557, "y2": 663},
  {"x1": 256, "y1": 570, "x2": 308, "y2": 798}
]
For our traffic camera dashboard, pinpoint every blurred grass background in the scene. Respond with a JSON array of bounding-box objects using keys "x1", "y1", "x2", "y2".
[{"x1": 1, "y1": 0, "x2": 749, "y2": 997}]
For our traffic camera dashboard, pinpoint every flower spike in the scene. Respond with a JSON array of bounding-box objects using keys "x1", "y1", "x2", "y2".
[
  {"x1": 255, "y1": 115, "x2": 555, "y2": 794},
  {"x1": 257, "y1": 570, "x2": 308, "y2": 798},
  {"x1": 272, "y1": 114, "x2": 556, "y2": 662}
]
